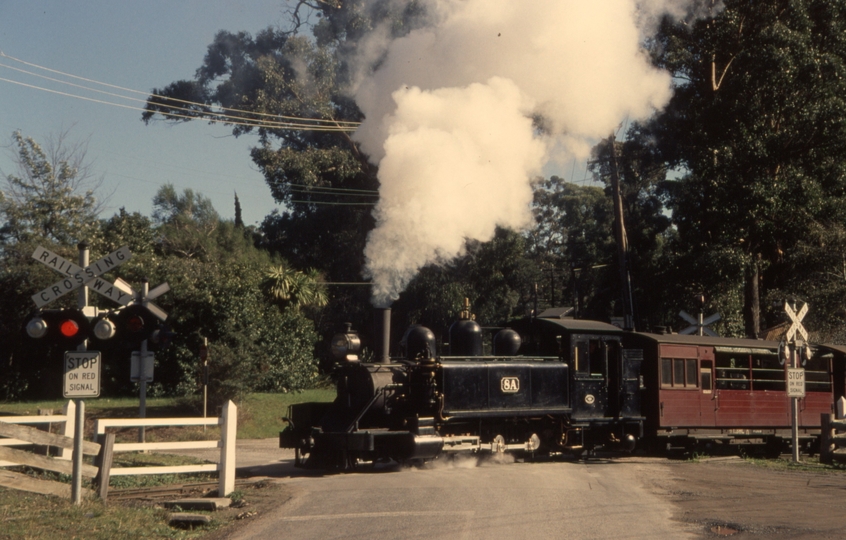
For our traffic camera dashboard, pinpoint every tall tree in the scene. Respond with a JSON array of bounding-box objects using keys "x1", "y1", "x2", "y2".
[
  {"x1": 588, "y1": 135, "x2": 674, "y2": 329},
  {"x1": 142, "y1": 2, "x2": 433, "y2": 339},
  {"x1": 646, "y1": 0, "x2": 846, "y2": 336},
  {"x1": 527, "y1": 176, "x2": 618, "y2": 321},
  {"x1": 0, "y1": 130, "x2": 105, "y2": 398},
  {"x1": 0, "y1": 130, "x2": 102, "y2": 249}
]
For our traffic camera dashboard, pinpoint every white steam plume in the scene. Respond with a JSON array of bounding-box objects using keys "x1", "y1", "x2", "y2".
[{"x1": 353, "y1": 0, "x2": 694, "y2": 307}]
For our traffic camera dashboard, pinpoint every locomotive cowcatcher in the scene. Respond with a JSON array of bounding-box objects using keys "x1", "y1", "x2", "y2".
[{"x1": 280, "y1": 304, "x2": 644, "y2": 469}]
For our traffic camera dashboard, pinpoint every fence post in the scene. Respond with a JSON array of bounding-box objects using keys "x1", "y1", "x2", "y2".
[
  {"x1": 96, "y1": 433, "x2": 115, "y2": 502},
  {"x1": 219, "y1": 400, "x2": 237, "y2": 497},
  {"x1": 59, "y1": 400, "x2": 76, "y2": 461},
  {"x1": 837, "y1": 397, "x2": 846, "y2": 420},
  {"x1": 820, "y1": 413, "x2": 835, "y2": 465}
]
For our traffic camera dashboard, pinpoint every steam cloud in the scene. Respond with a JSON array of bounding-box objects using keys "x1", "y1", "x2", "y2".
[{"x1": 352, "y1": 0, "x2": 699, "y2": 307}]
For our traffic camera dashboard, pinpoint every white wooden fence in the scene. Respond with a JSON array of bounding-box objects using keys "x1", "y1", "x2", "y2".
[
  {"x1": 94, "y1": 400, "x2": 237, "y2": 496},
  {"x1": 819, "y1": 397, "x2": 846, "y2": 465},
  {"x1": 0, "y1": 401, "x2": 78, "y2": 463}
]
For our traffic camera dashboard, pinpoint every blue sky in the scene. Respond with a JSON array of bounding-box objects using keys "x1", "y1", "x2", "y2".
[{"x1": 0, "y1": 0, "x2": 293, "y2": 227}]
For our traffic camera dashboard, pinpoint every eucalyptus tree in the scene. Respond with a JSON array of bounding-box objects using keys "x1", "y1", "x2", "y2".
[
  {"x1": 142, "y1": 2, "x2": 431, "y2": 339},
  {"x1": 646, "y1": 0, "x2": 846, "y2": 336}
]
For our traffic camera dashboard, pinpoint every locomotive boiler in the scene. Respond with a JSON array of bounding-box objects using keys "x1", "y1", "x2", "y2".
[{"x1": 280, "y1": 304, "x2": 644, "y2": 469}]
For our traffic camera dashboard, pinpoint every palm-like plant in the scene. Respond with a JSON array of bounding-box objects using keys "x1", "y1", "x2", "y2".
[{"x1": 263, "y1": 264, "x2": 328, "y2": 310}]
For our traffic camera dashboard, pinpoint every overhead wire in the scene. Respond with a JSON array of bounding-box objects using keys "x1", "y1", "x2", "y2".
[
  {"x1": 0, "y1": 52, "x2": 360, "y2": 132},
  {"x1": 0, "y1": 51, "x2": 361, "y2": 127},
  {"x1": 289, "y1": 199, "x2": 376, "y2": 206},
  {"x1": 0, "y1": 74, "x2": 354, "y2": 132},
  {"x1": 288, "y1": 184, "x2": 378, "y2": 196}
]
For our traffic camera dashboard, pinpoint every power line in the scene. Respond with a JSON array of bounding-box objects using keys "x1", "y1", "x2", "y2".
[
  {"x1": 0, "y1": 74, "x2": 355, "y2": 132},
  {"x1": 289, "y1": 199, "x2": 375, "y2": 206},
  {"x1": 0, "y1": 52, "x2": 360, "y2": 132},
  {"x1": 289, "y1": 185, "x2": 378, "y2": 196},
  {"x1": 0, "y1": 51, "x2": 361, "y2": 127}
]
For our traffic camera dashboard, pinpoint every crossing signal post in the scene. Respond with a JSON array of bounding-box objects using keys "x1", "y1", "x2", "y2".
[{"x1": 27, "y1": 243, "x2": 169, "y2": 501}]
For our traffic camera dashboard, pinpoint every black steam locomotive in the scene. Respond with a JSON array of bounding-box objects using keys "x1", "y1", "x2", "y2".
[{"x1": 280, "y1": 304, "x2": 645, "y2": 469}]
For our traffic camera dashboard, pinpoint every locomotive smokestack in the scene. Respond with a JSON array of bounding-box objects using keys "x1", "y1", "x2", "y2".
[{"x1": 374, "y1": 307, "x2": 391, "y2": 364}]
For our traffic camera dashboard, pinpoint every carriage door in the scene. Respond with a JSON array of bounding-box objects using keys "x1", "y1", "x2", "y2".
[{"x1": 698, "y1": 354, "x2": 716, "y2": 427}]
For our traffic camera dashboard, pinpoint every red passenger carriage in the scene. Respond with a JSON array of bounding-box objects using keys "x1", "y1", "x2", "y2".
[{"x1": 628, "y1": 331, "x2": 844, "y2": 455}]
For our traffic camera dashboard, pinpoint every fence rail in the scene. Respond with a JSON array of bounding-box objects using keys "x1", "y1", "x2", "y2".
[
  {"x1": 0, "y1": 401, "x2": 100, "y2": 499},
  {"x1": 820, "y1": 413, "x2": 846, "y2": 465},
  {"x1": 0, "y1": 401, "x2": 78, "y2": 462},
  {"x1": 94, "y1": 400, "x2": 237, "y2": 498}
]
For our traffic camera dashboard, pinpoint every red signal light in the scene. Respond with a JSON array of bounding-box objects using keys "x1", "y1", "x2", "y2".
[
  {"x1": 127, "y1": 316, "x2": 145, "y2": 333},
  {"x1": 59, "y1": 319, "x2": 80, "y2": 338}
]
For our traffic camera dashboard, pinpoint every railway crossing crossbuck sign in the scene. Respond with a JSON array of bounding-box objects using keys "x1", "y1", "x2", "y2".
[{"x1": 31, "y1": 246, "x2": 132, "y2": 308}]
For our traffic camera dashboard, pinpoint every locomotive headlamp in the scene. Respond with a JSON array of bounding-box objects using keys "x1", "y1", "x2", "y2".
[{"x1": 331, "y1": 326, "x2": 361, "y2": 361}]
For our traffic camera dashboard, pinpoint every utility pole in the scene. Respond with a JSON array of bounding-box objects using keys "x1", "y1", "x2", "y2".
[{"x1": 607, "y1": 135, "x2": 635, "y2": 330}]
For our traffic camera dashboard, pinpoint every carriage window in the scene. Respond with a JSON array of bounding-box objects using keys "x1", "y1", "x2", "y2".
[
  {"x1": 662, "y1": 358, "x2": 674, "y2": 387},
  {"x1": 715, "y1": 354, "x2": 750, "y2": 390},
  {"x1": 661, "y1": 357, "x2": 698, "y2": 389},
  {"x1": 750, "y1": 354, "x2": 785, "y2": 391},
  {"x1": 700, "y1": 360, "x2": 713, "y2": 393},
  {"x1": 673, "y1": 359, "x2": 685, "y2": 385},
  {"x1": 686, "y1": 359, "x2": 697, "y2": 386},
  {"x1": 805, "y1": 353, "x2": 832, "y2": 393}
]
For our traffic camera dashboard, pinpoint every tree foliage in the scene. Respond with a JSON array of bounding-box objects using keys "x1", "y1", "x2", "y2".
[
  {"x1": 645, "y1": 0, "x2": 846, "y2": 336},
  {"x1": 0, "y1": 148, "x2": 322, "y2": 401},
  {"x1": 1, "y1": 130, "x2": 102, "y2": 250}
]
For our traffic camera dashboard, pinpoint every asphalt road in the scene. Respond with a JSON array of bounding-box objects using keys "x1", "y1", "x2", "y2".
[
  {"x1": 185, "y1": 440, "x2": 846, "y2": 539},
  {"x1": 212, "y1": 444, "x2": 696, "y2": 540}
]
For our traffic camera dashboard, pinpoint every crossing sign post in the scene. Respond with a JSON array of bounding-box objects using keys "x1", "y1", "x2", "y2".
[
  {"x1": 784, "y1": 301, "x2": 810, "y2": 463},
  {"x1": 30, "y1": 243, "x2": 133, "y2": 504}
]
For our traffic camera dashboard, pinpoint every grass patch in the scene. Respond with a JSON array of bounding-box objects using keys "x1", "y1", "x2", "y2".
[
  {"x1": 238, "y1": 390, "x2": 335, "y2": 439},
  {"x1": 108, "y1": 452, "x2": 216, "y2": 490},
  {"x1": 743, "y1": 455, "x2": 846, "y2": 473},
  {"x1": 0, "y1": 489, "x2": 212, "y2": 539},
  {"x1": 0, "y1": 389, "x2": 336, "y2": 441}
]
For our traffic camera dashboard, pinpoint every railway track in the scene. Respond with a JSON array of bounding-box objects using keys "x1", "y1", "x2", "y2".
[{"x1": 106, "y1": 478, "x2": 262, "y2": 501}]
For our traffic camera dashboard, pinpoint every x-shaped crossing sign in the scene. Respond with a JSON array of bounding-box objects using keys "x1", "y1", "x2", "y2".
[
  {"x1": 31, "y1": 246, "x2": 133, "y2": 308},
  {"x1": 679, "y1": 310, "x2": 721, "y2": 337},
  {"x1": 784, "y1": 302, "x2": 809, "y2": 342},
  {"x1": 113, "y1": 278, "x2": 170, "y2": 321}
]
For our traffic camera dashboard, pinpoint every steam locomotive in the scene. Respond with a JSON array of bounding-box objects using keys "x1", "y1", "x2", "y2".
[{"x1": 280, "y1": 304, "x2": 846, "y2": 469}]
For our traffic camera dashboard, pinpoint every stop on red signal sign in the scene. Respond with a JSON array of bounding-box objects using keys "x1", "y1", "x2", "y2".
[{"x1": 64, "y1": 351, "x2": 101, "y2": 398}]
